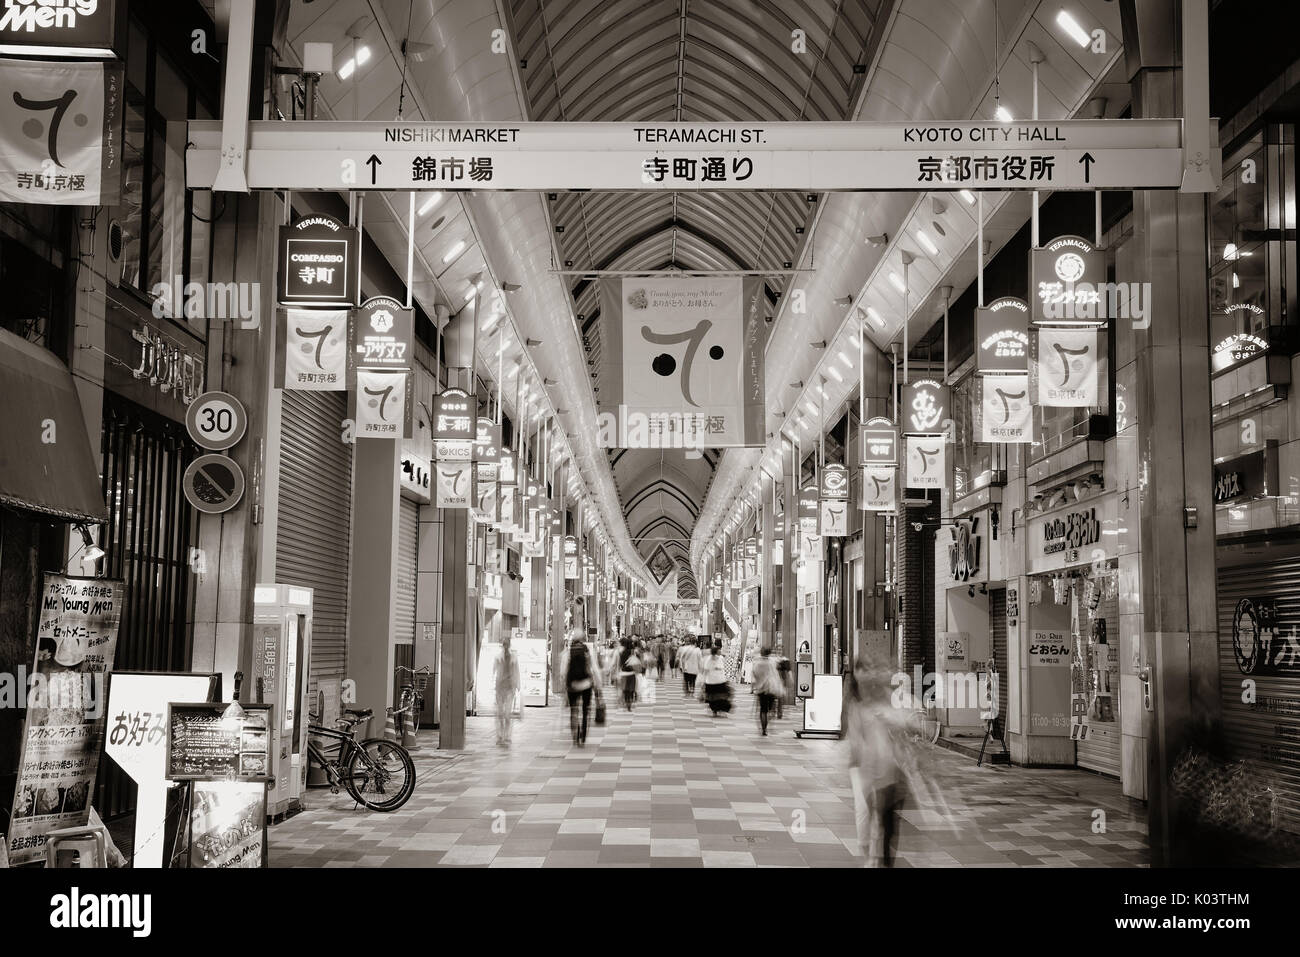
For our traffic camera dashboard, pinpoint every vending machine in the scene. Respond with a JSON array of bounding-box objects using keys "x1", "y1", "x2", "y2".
[{"x1": 249, "y1": 584, "x2": 313, "y2": 818}]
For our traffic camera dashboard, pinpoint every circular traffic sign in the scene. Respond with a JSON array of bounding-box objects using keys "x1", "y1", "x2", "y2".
[
  {"x1": 186, "y1": 391, "x2": 248, "y2": 451},
  {"x1": 183, "y1": 454, "x2": 245, "y2": 515}
]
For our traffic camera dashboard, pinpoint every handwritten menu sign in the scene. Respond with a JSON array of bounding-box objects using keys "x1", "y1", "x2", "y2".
[
  {"x1": 166, "y1": 704, "x2": 272, "y2": 781},
  {"x1": 189, "y1": 781, "x2": 267, "y2": 868}
]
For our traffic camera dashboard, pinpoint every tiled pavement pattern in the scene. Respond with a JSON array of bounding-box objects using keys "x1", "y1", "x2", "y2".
[{"x1": 270, "y1": 677, "x2": 1149, "y2": 868}]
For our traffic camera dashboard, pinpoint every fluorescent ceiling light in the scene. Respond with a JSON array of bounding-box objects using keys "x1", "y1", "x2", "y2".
[
  {"x1": 838, "y1": 350, "x2": 853, "y2": 367},
  {"x1": 995, "y1": 105, "x2": 1014, "y2": 123},
  {"x1": 916, "y1": 230, "x2": 939, "y2": 256},
  {"x1": 849, "y1": 333, "x2": 861, "y2": 348},
  {"x1": 339, "y1": 59, "x2": 356, "y2": 79},
  {"x1": 418, "y1": 192, "x2": 443, "y2": 215},
  {"x1": 889, "y1": 272, "x2": 906, "y2": 293},
  {"x1": 867, "y1": 306, "x2": 884, "y2": 326},
  {"x1": 960, "y1": 189, "x2": 976, "y2": 205},
  {"x1": 356, "y1": 45, "x2": 372, "y2": 66},
  {"x1": 827, "y1": 366, "x2": 844, "y2": 383},
  {"x1": 803, "y1": 400, "x2": 818, "y2": 414},
  {"x1": 442, "y1": 240, "x2": 465, "y2": 263},
  {"x1": 1222, "y1": 242, "x2": 1238, "y2": 261},
  {"x1": 1056, "y1": 10, "x2": 1092, "y2": 48}
]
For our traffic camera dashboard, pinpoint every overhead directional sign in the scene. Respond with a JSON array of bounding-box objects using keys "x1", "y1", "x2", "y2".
[{"x1": 187, "y1": 119, "x2": 1209, "y2": 192}]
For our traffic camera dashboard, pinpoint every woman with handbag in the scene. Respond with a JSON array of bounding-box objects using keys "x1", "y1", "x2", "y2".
[
  {"x1": 701, "y1": 643, "x2": 732, "y2": 717},
  {"x1": 565, "y1": 637, "x2": 596, "y2": 746},
  {"x1": 618, "y1": 639, "x2": 641, "y2": 712}
]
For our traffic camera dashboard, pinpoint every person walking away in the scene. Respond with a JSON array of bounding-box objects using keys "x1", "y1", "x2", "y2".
[
  {"x1": 701, "y1": 643, "x2": 732, "y2": 717},
  {"x1": 752, "y1": 647, "x2": 782, "y2": 736},
  {"x1": 669, "y1": 639, "x2": 678, "y2": 678},
  {"x1": 841, "y1": 654, "x2": 909, "y2": 866},
  {"x1": 679, "y1": 639, "x2": 700, "y2": 696},
  {"x1": 656, "y1": 640, "x2": 666, "y2": 682},
  {"x1": 618, "y1": 640, "x2": 641, "y2": 711},
  {"x1": 566, "y1": 637, "x2": 595, "y2": 745},
  {"x1": 493, "y1": 634, "x2": 520, "y2": 746},
  {"x1": 775, "y1": 652, "x2": 791, "y2": 719}
]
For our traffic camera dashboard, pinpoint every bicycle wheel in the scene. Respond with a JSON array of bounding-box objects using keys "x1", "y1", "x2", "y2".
[{"x1": 345, "y1": 738, "x2": 416, "y2": 811}]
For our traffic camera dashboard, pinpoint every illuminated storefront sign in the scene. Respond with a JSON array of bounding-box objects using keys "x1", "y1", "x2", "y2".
[
  {"x1": 975, "y1": 297, "x2": 1029, "y2": 373},
  {"x1": 1030, "y1": 235, "x2": 1106, "y2": 325},
  {"x1": 1211, "y1": 303, "x2": 1267, "y2": 374},
  {"x1": 900, "y1": 379, "x2": 949, "y2": 434},
  {"x1": 351, "y1": 296, "x2": 412, "y2": 375},
  {"x1": 0, "y1": 0, "x2": 122, "y2": 57},
  {"x1": 432, "y1": 388, "x2": 475, "y2": 441},
  {"x1": 277, "y1": 215, "x2": 358, "y2": 306},
  {"x1": 819, "y1": 463, "x2": 849, "y2": 501},
  {"x1": 860, "y1": 416, "x2": 898, "y2": 466}
]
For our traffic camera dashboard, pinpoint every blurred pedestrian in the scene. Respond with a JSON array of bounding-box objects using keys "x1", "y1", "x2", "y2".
[
  {"x1": 493, "y1": 634, "x2": 520, "y2": 747},
  {"x1": 751, "y1": 647, "x2": 782, "y2": 736},
  {"x1": 701, "y1": 643, "x2": 731, "y2": 717},
  {"x1": 669, "y1": 639, "x2": 679, "y2": 677},
  {"x1": 775, "y1": 652, "x2": 791, "y2": 719},
  {"x1": 679, "y1": 638, "x2": 700, "y2": 695},
  {"x1": 565, "y1": 636, "x2": 596, "y2": 746},
  {"x1": 618, "y1": 640, "x2": 641, "y2": 712},
  {"x1": 841, "y1": 653, "x2": 909, "y2": 866}
]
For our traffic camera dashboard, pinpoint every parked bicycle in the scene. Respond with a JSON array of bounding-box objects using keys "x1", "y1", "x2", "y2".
[
  {"x1": 306, "y1": 707, "x2": 416, "y2": 812},
  {"x1": 395, "y1": 665, "x2": 432, "y2": 733}
]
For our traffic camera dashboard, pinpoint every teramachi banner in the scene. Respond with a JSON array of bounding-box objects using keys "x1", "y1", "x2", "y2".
[
  {"x1": 905, "y1": 435, "x2": 945, "y2": 490},
  {"x1": 355, "y1": 368, "x2": 412, "y2": 439},
  {"x1": 978, "y1": 374, "x2": 1031, "y2": 443},
  {"x1": 598, "y1": 276, "x2": 765, "y2": 447},
  {"x1": 1033, "y1": 327, "x2": 1099, "y2": 407},
  {"x1": 0, "y1": 58, "x2": 123, "y2": 205},
  {"x1": 278, "y1": 308, "x2": 348, "y2": 391}
]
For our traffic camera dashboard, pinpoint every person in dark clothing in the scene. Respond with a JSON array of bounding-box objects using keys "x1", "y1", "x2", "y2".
[
  {"x1": 617, "y1": 640, "x2": 641, "y2": 711},
  {"x1": 565, "y1": 638, "x2": 595, "y2": 745}
]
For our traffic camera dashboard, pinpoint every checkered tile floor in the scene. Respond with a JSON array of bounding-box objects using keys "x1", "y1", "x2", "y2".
[{"x1": 270, "y1": 675, "x2": 1149, "y2": 867}]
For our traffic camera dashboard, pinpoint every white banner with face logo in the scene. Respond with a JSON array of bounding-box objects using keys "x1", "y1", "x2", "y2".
[
  {"x1": 861, "y1": 467, "x2": 896, "y2": 512},
  {"x1": 1035, "y1": 328, "x2": 1098, "y2": 407},
  {"x1": 905, "y1": 435, "x2": 945, "y2": 489},
  {"x1": 819, "y1": 500, "x2": 848, "y2": 537},
  {"x1": 473, "y1": 474, "x2": 498, "y2": 523},
  {"x1": 436, "y1": 461, "x2": 472, "y2": 508},
  {"x1": 356, "y1": 368, "x2": 409, "y2": 438},
  {"x1": 0, "y1": 59, "x2": 123, "y2": 206},
  {"x1": 283, "y1": 309, "x2": 348, "y2": 390},
  {"x1": 600, "y1": 277, "x2": 765, "y2": 447},
  {"x1": 979, "y1": 374, "x2": 1032, "y2": 443}
]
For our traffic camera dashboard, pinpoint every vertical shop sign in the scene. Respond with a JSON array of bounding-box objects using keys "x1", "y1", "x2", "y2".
[
  {"x1": 356, "y1": 368, "x2": 412, "y2": 439},
  {"x1": 978, "y1": 373, "x2": 1031, "y2": 443},
  {"x1": 279, "y1": 308, "x2": 348, "y2": 391},
  {"x1": 1030, "y1": 235, "x2": 1107, "y2": 325},
  {"x1": 0, "y1": 59, "x2": 123, "y2": 205},
  {"x1": 860, "y1": 417, "x2": 898, "y2": 466},
  {"x1": 975, "y1": 297, "x2": 1030, "y2": 374},
  {"x1": 905, "y1": 435, "x2": 945, "y2": 489},
  {"x1": 1034, "y1": 327, "x2": 1099, "y2": 407},
  {"x1": 349, "y1": 296, "x2": 413, "y2": 381},
  {"x1": 435, "y1": 461, "x2": 472, "y2": 508},
  {"x1": 277, "y1": 215, "x2": 359, "y2": 306},
  {"x1": 7, "y1": 575, "x2": 123, "y2": 865},
  {"x1": 820, "y1": 500, "x2": 848, "y2": 537},
  {"x1": 900, "y1": 379, "x2": 949, "y2": 434}
]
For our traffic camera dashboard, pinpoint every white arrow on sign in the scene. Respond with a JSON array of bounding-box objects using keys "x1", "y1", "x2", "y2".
[{"x1": 187, "y1": 119, "x2": 1210, "y2": 192}]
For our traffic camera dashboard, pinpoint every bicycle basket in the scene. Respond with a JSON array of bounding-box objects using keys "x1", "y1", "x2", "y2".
[{"x1": 414, "y1": 673, "x2": 430, "y2": 694}]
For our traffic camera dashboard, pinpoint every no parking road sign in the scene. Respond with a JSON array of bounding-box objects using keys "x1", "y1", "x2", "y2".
[
  {"x1": 183, "y1": 454, "x2": 245, "y2": 514},
  {"x1": 186, "y1": 391, "x2": 248, "y2": 451}
]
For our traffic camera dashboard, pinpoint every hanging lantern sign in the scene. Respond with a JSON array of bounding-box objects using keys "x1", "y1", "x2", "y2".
[
  {"x1": 1030, "y1": 235, "x2": 1107, "y2": 326},
  {"x1": 978, "y1": 374, "x2": 1032, "y2": 443},
  {"x1": 900, "y1": 379, "x2": 949, "y2": 434},
  {"x1": 860, "y1": 416, "x2": 899, "y2": 466},
  {"x1": 975, "y1": 297, "x2": 1030, "y2": 374},
  {"x1": 861, "y1": 466, "x2": 896, "y2": 512},
  {"x1": 1033, "y1": 328, "x2": 1099, "y2": 407},
  {"x1": 905, "y1": 435, "x2": 945, "y2": 489}
]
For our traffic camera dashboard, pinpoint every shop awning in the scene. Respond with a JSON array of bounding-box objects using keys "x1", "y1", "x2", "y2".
[{"x1": 0, "y1": 327, "x2": 108, "y2": 523}]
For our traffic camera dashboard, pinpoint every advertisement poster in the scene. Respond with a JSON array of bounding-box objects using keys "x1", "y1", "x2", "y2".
[
  {"x1": 1034, "y1": 327, "x2": 1099, "y2": 407},
  {"x1": 436, "y1": 461, "x2": 472, "y2": 508},
  {"x1": 0, "y1": 59, "x2": 124, "y2": 206},
  {"x1": 905, "y1": 435, "x2": 945, "y2": 489},
  {"x1": 978, "y1": 373, "x2": 1031, "y2": 443},
  {"x1": 280, "y1": 308, "x2": 348, "y2": 390},
  {"x1": 600, "y1": 276, "x2": 766, "y2": 447},
  {"x1": 188, "y1": 781, "x2": 266, "y2": 868},
  {"x1": 7, "y1": 575, "x2": 123, "y2": 865},
  {"x1": 356, "y1": 368, "x2": 412, "y2": 439},
  {"x1": 1028, "y1": 625, "x2": 1071, "y2": 737},
  {"x1": 519, "y1": 635, "x2": 549, "y2": 707}
]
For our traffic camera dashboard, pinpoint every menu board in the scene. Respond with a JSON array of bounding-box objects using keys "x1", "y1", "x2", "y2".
[{"x1": 166, "y1": 704, "x2": 272, "y2": 781}]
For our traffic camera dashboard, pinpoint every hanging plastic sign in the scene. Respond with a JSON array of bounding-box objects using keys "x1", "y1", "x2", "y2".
[
  {"x1": 474, "y1": 473, "x2": 498, "y2": 523},
  {"x1": 356, "y1": 368, "x2": 412, "y2": 439},
  {"x1": 432, "y1": 388, "x2": 475, "y2": 440},
  {"x1": 860, "y1": 417, "x2": 898, "y2": 466},
  {"x1": 819, "y1": 463, "x2": 850, "y2": 501},
  {"x1": 975, "y1": 297, "x2": 1030, "y2": 373},
  {"x1": 1211, "y1": 305, "x2": 1267, "y2": 373},
  {"x1": 1030, "y1": 235, "x2": 1107, "y2": 325},
  {"x1": 279, "y1": 308, "x2": 348, "y2": 391},
  {"x1": 861, "y1": 466, "x2": 896, "y2": 512},
  {"x1": 563, "y1": 535, "x2": 579, "y2": 579},
  {"x1": 474, "y1": 418, "x2": 502, "y2": 476},
  {"x1": 435, "y1": 461, "x2": 472, "y2": 508},
  {"x1": 978, "y1": 374, "x2": 1031, "y2": 443},
  {"x1": 905, "y1": 435, "x2": 945, "y2": 489},
  {"x1": 820, "y1": 500, "x2": 848, "y2": 537},
  {"x1": 900, "y1": 379, "x2": 948, "y2": 434},
  {"x1": 498, "y1": 451, "x2": 517, "y2": 487},
  {"x1": 0, "y1": 0, "x2": 123, "y2": 56},
  {"x1": 350, "y1": 296, "x2": 412, "y2": 378},
  {"x1": 278, "y1": 215, "x2": 358, "y2": 306},
  {"x1": 1033, "y1": 328, "x2": 1099, "y2": 407},
  {"x1": 798, "y1": 484, "x2": 819, "y2": 535}
]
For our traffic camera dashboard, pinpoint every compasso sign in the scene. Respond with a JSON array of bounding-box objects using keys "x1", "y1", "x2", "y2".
[
  {"x1": 1030, "y1": 235, "x2": 1106, "y2": 325},
  {"x1": 278, "y1": 215, "x2": 358, "y2": 306},
  {"x1": 860, "y1": 416, "x2": 898, "y2": 466},
  {"x1": 900, "y1": 379, "x2": 949, "y2": 434},
  {"x1": 975, "y1": 297, "x2": 1029, "y2": 373}
]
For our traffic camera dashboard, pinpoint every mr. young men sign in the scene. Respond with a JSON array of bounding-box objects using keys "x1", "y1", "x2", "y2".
[{"x1": 0, "y1": 0, "x2": 119, "y2": 54}]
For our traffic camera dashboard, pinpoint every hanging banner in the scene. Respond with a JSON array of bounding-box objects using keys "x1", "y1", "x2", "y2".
[
  {"x1": 861, "y1": 466, "x2": 896, "y2": 512},
  {"x1": 355, "y1": 368, "x2": 412, "y2": 438},
  {"x1": 435, "y1": 460, "x2": 472, "y2": 508},
  {"x1": 0, "y1": 59, "x2": 123, "y2": 206},
  {"x1": 1034, "y1": 327, "x2": 1099, "y2": 407},
  {"x1": 819, "y1": 463, "x2": 849, "y2": 501},
  {"x1": 278, "y1": 214, "x2": 359, "y2": 306},
  {"x1": 7, "y1": 575, "x2": 123, "y2": 865},
  {"x1": 432, "y1": 388, "x2": 475, "y2": 440},
  {"x1": 975, "y1": 297, "x2": 1030, "y2": 374},
  {"x1": 599, "y1": 276, "x2": 766, "y2": 448},
  {"x1": 499, "y1": 485, "x2": 516, "y2": 527},
  {"x1": 860, "y1": 417, "x2": 898, "y2": 466},
  {"x1": 820, "y1": 499, "x2": 848, "y2": 537},
  {"x1": 1030, "y1": 235, "x2": 1107, "y2": 325},
  {"x1": 473, "y1": 473, "x2": 498, "y2": 523},
  {"x1": 900, "y1": 379, "x2": 949, "y2": 434},
  {"x1": 978, "y1": 373, "x2": 1032, "y2": 443},
  {"x1": 905, "y1": 435, "x2": 945, "y2": 489},
  {"x1": 279, "y1": 308, "x2": 348, "y2": 390},
  {"x1": 563, "y1": 536, "x2": 579, "y2": 579},
  {"x1": 798, "y1": 484, "x2": 819, "y2": 536},
  {"x1": 349, "y1": 295, "x2": 413, "y2": 381},
  {"x1": 474, "y1": 418, "x2": 502, "y2": 478}
]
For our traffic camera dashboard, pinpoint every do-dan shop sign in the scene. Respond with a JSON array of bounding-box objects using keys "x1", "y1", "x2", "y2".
[{"x1": 975, "y1": 297, "x2": 1029, "y2": 374}]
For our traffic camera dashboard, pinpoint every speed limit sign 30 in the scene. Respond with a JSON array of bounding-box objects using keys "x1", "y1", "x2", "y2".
[{"x1": 186, "y1": 391, "x2": 248, "y2": 451}]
